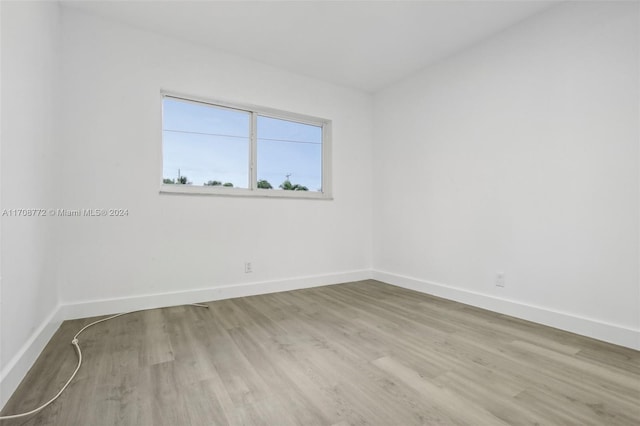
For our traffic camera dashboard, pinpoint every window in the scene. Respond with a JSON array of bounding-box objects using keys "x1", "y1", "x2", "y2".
[{"x1": 161, "y1": 93, "x2": 331, "y2": 199}]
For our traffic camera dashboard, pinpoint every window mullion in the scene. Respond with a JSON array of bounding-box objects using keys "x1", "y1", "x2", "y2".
[{"x1": 249, "y1": 112, "x2": 258, "y2": 190}]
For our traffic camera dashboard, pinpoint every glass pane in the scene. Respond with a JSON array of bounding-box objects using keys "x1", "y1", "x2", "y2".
[
  {"x1": 257, "y1": 116, "x2": 322, "y2": 192},
  {"x1": 163, "y1": 97, "x2": 249, "y2": 137},
  {"x1": 163, "y1": 98, "x2": 250, "y2": 188}
]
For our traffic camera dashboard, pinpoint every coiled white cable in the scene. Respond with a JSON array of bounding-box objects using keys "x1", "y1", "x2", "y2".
[{"x1": 0, "y1": 304, "x2": 208, "y2": 421}]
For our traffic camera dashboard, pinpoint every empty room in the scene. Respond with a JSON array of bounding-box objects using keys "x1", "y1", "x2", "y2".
[{"x1": 1, "y1": 0, "x2": 638, "y2": 425}]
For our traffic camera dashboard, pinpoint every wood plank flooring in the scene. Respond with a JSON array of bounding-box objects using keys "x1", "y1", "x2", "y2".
[{"x1": 1, "y1": 280, "x2": 639, "y2": 425}]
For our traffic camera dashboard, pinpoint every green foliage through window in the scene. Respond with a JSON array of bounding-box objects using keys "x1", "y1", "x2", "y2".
[
  {"x1": 257, "y1": 179, "x2": 273, "y2": 189},
  {"x1": 279, "y1": 179, "x2": 308, "y2": 191}
]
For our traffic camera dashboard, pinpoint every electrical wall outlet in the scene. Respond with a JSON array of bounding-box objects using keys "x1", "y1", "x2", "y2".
[
  {"x1": 244, "y1": 262, "x2": 253, "y2": 273},
  {"x1": 496, "y1": 272, "x2": 505, "y2": 287}
]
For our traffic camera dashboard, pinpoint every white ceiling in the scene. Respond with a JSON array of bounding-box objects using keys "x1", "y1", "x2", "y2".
[{"x1": 61, "y1": 0, "x2": 559, "y2": 93}]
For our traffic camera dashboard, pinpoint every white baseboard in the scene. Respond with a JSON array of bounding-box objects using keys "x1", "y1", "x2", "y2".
[
  {"x1": 0, "y1": 269, "x2": 371, "y2": 410},
  {"x1": 59, "y1": 270, "x2": 372, "y2": 320},
  {"x1": 0, "y1": 306, "x2": 63, "y2": 409},
  {"x1": 373, "y1": 270, "x2": 640, "y2": 351}
]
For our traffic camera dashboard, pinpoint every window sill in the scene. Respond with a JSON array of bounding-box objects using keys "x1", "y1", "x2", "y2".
[{"x1": 159, "y1": 184, "x2": 333, "y2": 200}]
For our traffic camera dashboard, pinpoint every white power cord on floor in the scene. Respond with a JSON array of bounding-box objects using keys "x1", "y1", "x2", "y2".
[{"x1": 0, "y1": 303, "x2": 209, "y2": 421}]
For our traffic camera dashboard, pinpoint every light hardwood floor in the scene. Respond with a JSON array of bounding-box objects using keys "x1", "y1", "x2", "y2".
[{"x1": 1, "y1": 280, "x2": 639, "y2": 425}]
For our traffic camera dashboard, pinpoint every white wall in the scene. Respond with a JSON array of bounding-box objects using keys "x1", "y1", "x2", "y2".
[
  {"x1": 373, "y1": 1, "x2": 639, "y2": 347},
  {"x1": 56, "y1": 8, "x2": 373, "y2": 308},
  {"x1": 0, "y1": 0, "x2": 61, "y2": 405}
]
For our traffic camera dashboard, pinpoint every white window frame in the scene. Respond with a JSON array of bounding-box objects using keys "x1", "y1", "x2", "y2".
[{"x1": 160, "y1": 91, "x2": 332, "y2": 200}]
